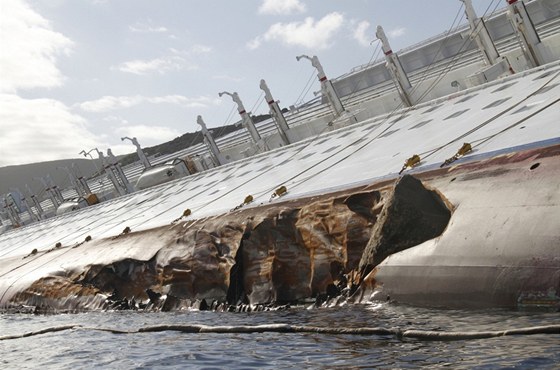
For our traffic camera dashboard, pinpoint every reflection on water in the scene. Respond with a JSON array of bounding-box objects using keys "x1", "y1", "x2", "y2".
[{"x1": 1, "y1": 304, "x2": 559, "y2": 369}]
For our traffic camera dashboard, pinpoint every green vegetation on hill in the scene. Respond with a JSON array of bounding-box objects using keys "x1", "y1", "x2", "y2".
[
  {"x1": 119, "y1": 115, "x2": 270, "y2": 166},
  {"x1": 0, "y1": 115, "x2": 271, "y2": 195},
  {"x1": 0, "y1": 158, "x2": 102, "y2": 196}
]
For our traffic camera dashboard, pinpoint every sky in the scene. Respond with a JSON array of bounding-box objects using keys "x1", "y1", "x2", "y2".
[{"x1": 0, "y1": 0, "x2": 499, "y2": 168}]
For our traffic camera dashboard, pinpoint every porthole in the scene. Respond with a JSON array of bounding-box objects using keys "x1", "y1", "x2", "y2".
[
  {"x1": 423, "y1": 104, "x2": 443, "y2": 114},
  {"x1": 379, "y1": 129, "x2": 399, "y2": 138},
  {"x1": 491, "y1": 82, "x2": 517, "y2": 93},
  {"x1": 322, "y1": 146, "x2": 338, "y2": 154},
  {"x1": 532, "y1": 83, "x2": 559, "y2": 96},
  {"x1": 409, "y1": 120, "x2": 432, "y2": 130},
  {"x1": 391, "y1": 114, "x2": 408, "y2": 123},
  {"x1": 299, "y1": 152, "x2": 315, "y2": 160},
  {"x1": 533, "y1": 70, "x2": 555, "y2": 80},
  {"x1": 455, "y1": 95, "x2": 476, "y2": 104},
  {"x1": 444, "y1": 109, "x2": 470, "y2": 120},
  {"x1": 482, "y1": 97, "x2": 511, "y2": 109}
]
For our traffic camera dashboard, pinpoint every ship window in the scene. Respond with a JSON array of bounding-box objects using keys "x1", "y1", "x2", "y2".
[
  {"x1": 314, "y1": 138, "x2": 329, "y2": 146},
  {"x1": 133, "y1": 197, "x2": 153, "y2": 206},
  {"x1": 299, "y1": 152, "x2": 315, "y2": 160},
  {"x1": 512, "y1": 105, "x2": 534, "y2": 114},
  {"x1": 237, "y1": 170, "x2": 252, "y2": 178},
  {"x1": 221, "y1": 173, "x2": 234, "y2": 182},
  {"x1": 353, "y1": 136, "x2": 368, "y2": 144},
  {"x1": 379, "y1": 129, "x2": 399, "y2": 138},
  {"x1": 409, "y1": 120, "x2": 432, "y2": 130},
  {"x1": 491, "y1": 82, "x2": 517, "y2": 93},
  {"x1": 362, "y1": 123, "x2": 381, "y2": 132},
  {"x1": 207, "y1": 189, "x2": 221, "y2": 196},
  {"x1": 337, "y1": 131, "x2": 353, "y2": 138},
  {"x1": 258, "y1": 165, "x2": 272, "y2": 172},
  {"x1": 237, "y1": 161, "x2": 252, "y2": 169},
  {"x1": 512, "y1": 101, "x2": 545, "y2": 114},
  {"x1": 189, "y1": 184, "x2": 202, "y2": 191},
  {"x1": 455, "y1": 94, "x2": 476, "y2": 104},
  {"x1": 391, "y1": 114, "x2": 408, "y2": 123},
  {"x1": 176, "y1": 183, "x2": 191, "y2": 192},
  {"x1": 423, "y1": 104, "x2": 443, "y2": 114},
  {"x1": 533, "y1": 70, "x2": 555, "y2": 80},
  {"x1": 278, "y1": 159, "x2": 291, "y2": 166},
  {"x1": 201, "y1": 173, "x2": 217, "y2": 182},
  {"x1": 482, "y1": 97, "x2": 511, "y2": 109},
  {"x1": 532, "y1": 83, "x2": 559, "y2": 96},
  {"x1": 322, "y1": 146, "x2": 338, "y2": 154},
  {"x1": 444, "y1": 109, "x2": 470, "y2": 120}
]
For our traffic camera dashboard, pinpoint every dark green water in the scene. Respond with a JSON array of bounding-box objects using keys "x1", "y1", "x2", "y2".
[{"x1": 1, "y1": 303, "x2": 559, "y2": 369}]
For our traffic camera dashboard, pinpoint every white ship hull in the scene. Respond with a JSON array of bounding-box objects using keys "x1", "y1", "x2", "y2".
[{"x1": 1, "y1": 0, "x2": 559, "y2": 311}]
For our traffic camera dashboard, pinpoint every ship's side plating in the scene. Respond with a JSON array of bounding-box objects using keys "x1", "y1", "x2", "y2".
[
  {"x1": 0, "y1": 0, "x2": 559, "y2": 310},
  {"x1": 359, "y1": 144, "x2": 560, "y2": 308}
]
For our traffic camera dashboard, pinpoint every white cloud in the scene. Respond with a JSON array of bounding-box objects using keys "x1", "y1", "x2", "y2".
[
  {"x1": 0, "y1": 0, "x2": 73, "y2": 93},
  {"x1": 102, "y1": 115, "x2": 129, "y2": 125},
  {"x1": 115, "y1": 125, "x2": 181, "y2": 143},
  {"x1": 0, "y1": 1, "x2": 105, "y2": 167},
  {"x1": 190, "y1": 44, "x2": 213, "y2": 54},
  {"x1": 388, "y1": 27, "x2": 407, "y2": 38},
  {"x1": 78, "y1": 95, "x2": 219, "y2": 112},
  {"x1": 353, "y1": 20, "x2": 372, "y2": 47},
  {"x1": 169, "y1": 46, "x2": 212, "y2": 56},
  {"x1": 115, "y1": 48, "x2": 208, "y2": 75},
  {"x1": 115, "y1": 56, "x2": 196, "y2": 75},
  {"x1": 79, "y1": 96, "x2": 143, "y2": 111},
  {"x1": 249, "y1": 12, "x2": 345, "y2": 50},
  {"x1": 212, "y1": 75, "x2": 243, "y2": 83},
  {"x1": 129, "y1": 23, "x2": 168, "y2": 33},
  {"x1": 0, "y1": 94, "x2": 102, "y2": 167},
  {"x1": 258, "y1": 0, "x2": 306, "y2": 15},
  {"x1": 246, "y1": 38, "x2": 262, "y2": 50}
]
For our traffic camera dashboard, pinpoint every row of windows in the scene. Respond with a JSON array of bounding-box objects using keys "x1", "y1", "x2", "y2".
[{"x1": 141, "y1": 71, "x2": 560, "y2": 198}]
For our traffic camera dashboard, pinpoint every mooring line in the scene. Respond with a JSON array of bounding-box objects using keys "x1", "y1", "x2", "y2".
[{"x1": 1, "y1": 324, "x2": 559, "y2": 342}]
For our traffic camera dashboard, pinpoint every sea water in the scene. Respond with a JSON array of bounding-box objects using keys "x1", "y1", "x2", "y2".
[{"x1": 1, "y1": 304, "x2": 559, "y2": 369}]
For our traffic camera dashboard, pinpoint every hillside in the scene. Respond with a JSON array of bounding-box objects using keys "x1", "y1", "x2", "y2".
[
  {"x1": 0, "y1": 117, "x2": 266, "y2": 196},
  {"x1": 0, "y1": 158, "x2": 103, "y2": 196},
  {"x1": 118, "y1": 122, "x2": 241, "y2": 166}
]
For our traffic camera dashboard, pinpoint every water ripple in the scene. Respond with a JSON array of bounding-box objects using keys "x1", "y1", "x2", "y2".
[{"x1": 1, "y1": 304, "x2": 559, "y2": 369}]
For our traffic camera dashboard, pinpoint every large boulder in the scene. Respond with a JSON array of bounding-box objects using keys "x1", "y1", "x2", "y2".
[{"x1": 357, "y1": 175, "x2": 452, "y2": 280}]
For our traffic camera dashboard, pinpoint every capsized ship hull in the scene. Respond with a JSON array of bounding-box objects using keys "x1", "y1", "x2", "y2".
[
  {"x1": 1, "y1": 140, "x2": 559, "y2": 311},
  {"x1": 1, "y1": 1, "x2": 560, "y2": 311}
]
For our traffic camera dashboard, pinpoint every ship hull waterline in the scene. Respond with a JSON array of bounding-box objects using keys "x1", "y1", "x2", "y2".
[{"x1": 1, "y1": 142, "x2": 559, "y2": 311}]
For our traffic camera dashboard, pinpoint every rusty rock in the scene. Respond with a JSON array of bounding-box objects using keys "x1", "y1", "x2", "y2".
[
  {"x1": 357, "y1": 175, "x2": 452, "y2": 281},
  {"x1": 6, "y1": 188, "x2": 383, "y2": 311},
  {"x1": 242, "y1": 208, "x2": 305, "y2": 305}
]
